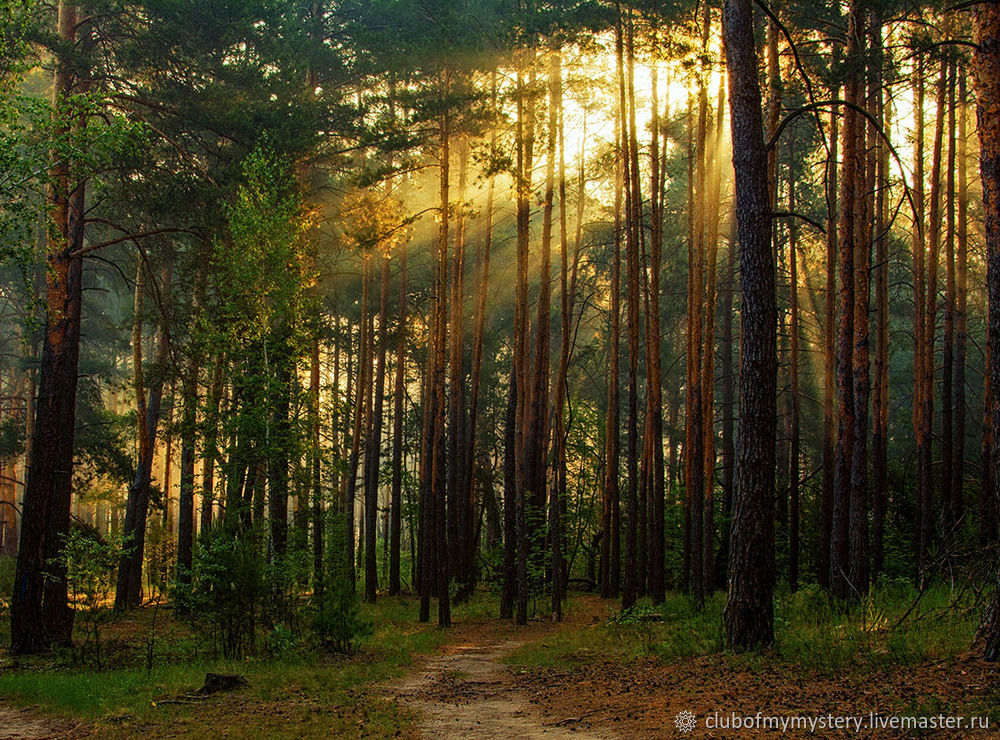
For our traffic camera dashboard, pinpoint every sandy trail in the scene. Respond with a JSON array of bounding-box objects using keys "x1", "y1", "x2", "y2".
[
  {"x1": 0, "y1": 699, "x2": 84, "y2": 739},
  {"x1": 390, "y1": 634, "x2": 611, "y2": 739}
]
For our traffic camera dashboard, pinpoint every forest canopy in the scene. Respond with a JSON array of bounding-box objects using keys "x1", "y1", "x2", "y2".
[{"x1": 2, "y1": 0, "x2": 1000, "y2": 682}]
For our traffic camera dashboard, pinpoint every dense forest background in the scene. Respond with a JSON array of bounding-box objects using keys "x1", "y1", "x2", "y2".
[{"x1": 2, "y1": 0, "x2": 1000, "y2": 664}]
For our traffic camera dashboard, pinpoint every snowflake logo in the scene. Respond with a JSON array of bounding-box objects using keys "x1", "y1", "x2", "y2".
[{"x1": 675, "y1": 710, "x2": 697, "y2": 734}]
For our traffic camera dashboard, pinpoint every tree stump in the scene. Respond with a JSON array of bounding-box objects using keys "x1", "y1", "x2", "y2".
[{"x1": 195, "y1": 673, "x2": 248, "y2": 695}]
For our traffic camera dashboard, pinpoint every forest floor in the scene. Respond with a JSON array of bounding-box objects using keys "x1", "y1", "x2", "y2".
[
  {"x1": 0, "y1": 698, "x2": 87, "y2": 739},
  {"x1": 388, "y1": 595, "x2": 614, "y2": 739},
  {"x1": 1, "y1": 587, "x2": 999, "y2": 738},
  {"x1": 388, "y1": 592, "x2": 1000, "y2": 739}
]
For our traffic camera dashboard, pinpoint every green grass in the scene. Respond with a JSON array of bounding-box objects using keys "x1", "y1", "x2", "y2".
[
  {"x1": 0, "y1": 593, "x2": 460, "y2": 737},
  {"x1": 772, "y1": 581, "x2": 979, "y2": 673},
  {"x1": 507, "y1": 583, "x2": 979, "y2": 677},
  {"x1": 0, "y1": 583, "x2": 985, "y2": 735}
]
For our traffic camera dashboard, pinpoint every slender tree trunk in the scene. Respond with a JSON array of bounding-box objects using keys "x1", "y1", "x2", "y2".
[
  {"x1": 685, "y1": 4, "x2": 710, "y2": 607},
  {"x1": 619, "y1": 7, "x2": 641, "y2": 610},
  {"x1": 921, "y1": 58, "x2": 948, "y2": 578},
  {"x1": 463, "y1": 77, "x2": 497, "y2": 597},
  {"x1": 848, "y1": 1, "x2": 871, "y2": 598},
  {"x1": 117, "y1": 258, "x2": 172, "y2": 610},
  {"x1": 549, "y1": 52, "x2": 568, "y2": 619},
  {"x1": 703, "y1": 69, "x2": 726, "y2": 592},
  {"x1": 831, "y1": 6, "x2": 861, "y2": 600},
  {"x1": 268, "y1": 340, "x2": 291, "y2": 561},
  {"x1": 177, "y1": 288, "x2": 201, "y2": 585},
  {"x1": 512, "y1": 55, "x2": 535, "y2": 625},
  {"x1": 501, "y1": 362, "x2": 518, "y2": 617},
  {"x1": 447, "y1": 138, "x2": 469, "y2": 598},
  {"x1": 646, "y1": 58, "x2": 666, "y2": 605},
  {"x1": 819, "y1": 85, "x2": 839, "y2": 590},
  {"x1": 955, "y1": 70, "x2": 969, "y2": 543},
  {"x1": 200, "y1": 358, "x2": 223, "y2": 533},
  {"x1": 364, "y1": 254, "x2": 390, "y2": 602},
  {"x1": 788, "y1": 171, "x2": 801, "y2": 591},
  {"x1": 943, "y1": 59, "x2": 958, "y2": 542},
  {"x1": 432, "y1": 79, "x2": 452, "y2": 627},
  {"x1": 601, "y1": 84, "x2": 622, "y2": 600},
  {"x1": 871, "y1": 23, "x2": 889, "y2": 580},
  {"x1": 765, "y1": 17, "x2": 785, "y2": 531},
  {"x1": 390, "y1": 242, "x2": 408, "y2": 596},
  {"x1": 912, "y1": 56, "x2": 929, "y2": 576}
]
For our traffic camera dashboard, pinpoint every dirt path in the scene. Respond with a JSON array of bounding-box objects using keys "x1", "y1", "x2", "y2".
[
  {"x1": 0, "y1": 699, "x2": 85, "y2": 739},
  {"x1": 389, "y1": 597, "x2": 615, "y2": 739},
  {"x1": 390, "y1": 636, "x2": 611, "y2": 739}
]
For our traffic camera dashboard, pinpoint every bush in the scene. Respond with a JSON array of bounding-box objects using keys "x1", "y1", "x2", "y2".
[
  {"x1": 0, "y1": 554, "x2": 15, "y2": 617},
  {"x1": 58, "y1": 528, "x2": 126, "y2": 670},
  {"x1": 312, "y1": 511, "x2": 370, "y2": 654},
  {"x1": 175, "y1": 528, "x2": 264, "y2": 659}
]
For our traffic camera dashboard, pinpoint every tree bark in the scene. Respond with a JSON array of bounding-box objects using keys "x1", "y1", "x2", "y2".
[
  {"x1": 722, "y1": 0, "x2": 776, "y2": 651},
  {"x1": 389, "y1": 240, "x2": 408, "y2": 597},
  {"x1": 974, "y1": 1, "x2": 1000, "y2": 661}
]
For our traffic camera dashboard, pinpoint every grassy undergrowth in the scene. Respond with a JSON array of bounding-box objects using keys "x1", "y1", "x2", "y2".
[
  {"x1": 507, "y1": 582, "x2": 981, "y2": 676},
  {"x1": 0, "y1": 594, "x2": 495, "y2": 737}
]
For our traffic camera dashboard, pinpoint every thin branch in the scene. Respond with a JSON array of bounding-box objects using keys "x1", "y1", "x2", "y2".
[
  {"x1": 766, "y1": 98, "x2": 922, "y2": 239},
  {"x1": 772, "y1": 210, "x2": 826, "y2": 234},
  {"x1": 71, "y1": 227, "x2": 201, "y2": 257}
]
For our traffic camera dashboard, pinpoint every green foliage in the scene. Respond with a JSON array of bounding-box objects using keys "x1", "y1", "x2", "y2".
[
  {"x1": 0, "y1": 553, "x2": 14, "y2": 618},
  {"x1": 0, "y1": 414, "x2": 24, "y2": 459},
  {"x1": 0, "y1": 595, "x2": 455, "y2": 736},
  {"x1": 213, "y1": 141, "x2": 311, "y2": 346},
  {"x1": 58, "y1": 528, "x2": 129, "y2": 670},
  {"x1": 313, "y1": 511, "x2": 371, "y2": 654},
  {"x1": 262, "y1": 545, "x2": 310, "y2": 639},
  {"x1": 174, "y1": 528, "x2": 264, "y2": 659}
]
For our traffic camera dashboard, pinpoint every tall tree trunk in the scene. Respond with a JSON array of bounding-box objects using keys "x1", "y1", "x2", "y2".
[
  {"x1": 646, "y1": 57, "x2": 666, "y2": 605},
  {"x1": 512, "y1": 54, "x2": 535, "y2": 625},
  {"x1": 943, "y1": 59, "x2": 958, "y2": 542},
  {"x1": 347, "y1": 259, "x2": 372, "y2": 589},
  {"x1": 619, "y1": 7, "x2": 641, "y2": 610},
  {"x1": 447, "y1": 138, "x2": 469, "y2": 599},
  {"x1": 912, "y1": 55, "x2": 930, "y2": 576},
  {"x1": 921, "y1": 58, "x2": 948, "y2": 579},
  {"x1": 955, "y1": 69, "x2": 969, "y2": 544},
  {"x1": 831, "y1": 4, "x2": 861, "y2": 600},
  {"x1": 389, "y1": 241, "x2": 408, "y2": 596},
  {"x1": 11, "y1": 1, "x2": 89, "y2": 653},
  {"x1": 601, "y1": 80, "x2": 623, "y2": 600},
  {"x1": 974, "y1": 1, "x2": 1000, "y2": 661},
  {"x1": 765, "y1": 17, "x2": 785, "y2": 530},
  {"x1": 788, "y1": 170, "x2": 801, "y2": 592},
  {"x1": 464, "y1": 133, "x2": 495, "y2": 598},
  {"x1": 703, "y1": 68, "x2": 726, "y2": 592},
  {"x1": 871, "y1": 22, "x2": 889, "y2": 580},
  {"x1": 200, "y1": 359, "x2": 223, "y2": 533},
  {"x1": 722, "y1": 0, "x2": 776, "y2": 650},
  {"x1": 177, "y1": 276, "x2": 201, "y2": 585},
  {"x1": 432, "y1": 79, "x2": 451, "y2": 627},
  {"x1": 848, "y1": 1, "x2": 871, "y2": 598},
  {"x1": 819, "y1": 84, "x2": 839, "y2": 590},
  {"x1": 116, "y1": 257, "x2": 172, "y2": 610},
  {"x1": 685, "y1": 3, "x2": 710, "y2": 608},
  {"x1": 549, "y1": 52, "x2": 569, "y2": 619},
  {"x1": 268, "y1": 340, "x2": 291, "y2": 561},
  {"x1": 364, "y1": 254, "x2": 390, "y2": 602}
]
